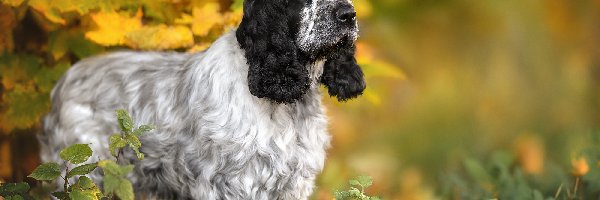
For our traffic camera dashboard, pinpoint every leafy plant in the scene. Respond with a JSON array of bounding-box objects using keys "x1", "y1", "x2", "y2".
[
  {"x1": 0, "y1": 182, "x2": 32, "y2": 200},
  {"x1": 27, "y1": 143, "x2": 98, "y2": 200},
  {"x1": 19, "y1": 109, "x2": 153, "y2": 200},
  {"x1": 335, "y1": 176, "x2": 381, "y2": 200}
]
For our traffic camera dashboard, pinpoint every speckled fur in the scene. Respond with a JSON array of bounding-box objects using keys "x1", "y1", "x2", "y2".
[
  {"x1": 40, "y1": 32, "x2": 329, "y2": 199},
  {"x1": 39, "y1": 0, "x2": 364, "y2": 199}
]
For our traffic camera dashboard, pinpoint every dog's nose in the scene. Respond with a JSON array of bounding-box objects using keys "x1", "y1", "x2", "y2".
[{"x1": 335, "y1": 5, "x2": 356, "y2": 23}]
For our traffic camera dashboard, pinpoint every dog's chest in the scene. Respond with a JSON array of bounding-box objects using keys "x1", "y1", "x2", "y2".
[{"x1": 174, "y1": 93, "x2": 330, "y2": 195}]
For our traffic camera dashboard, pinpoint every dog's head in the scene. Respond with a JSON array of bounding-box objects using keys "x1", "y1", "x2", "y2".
[{"x1": 237, "y1": 0, "x2": 366, "y2": 103}]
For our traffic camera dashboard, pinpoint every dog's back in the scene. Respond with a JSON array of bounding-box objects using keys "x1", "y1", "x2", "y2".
[{"x1": 39, "y1": 51, "x2": 191, "y2": 163}]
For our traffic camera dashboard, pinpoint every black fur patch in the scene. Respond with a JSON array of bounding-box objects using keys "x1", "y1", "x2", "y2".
[{"x1": 236, "y1": 0, "x2": 310, "y2": 104}]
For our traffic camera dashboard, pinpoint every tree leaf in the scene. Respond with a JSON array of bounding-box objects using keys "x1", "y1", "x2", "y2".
[
  {"x1": 115, "y1": 179, "x2": 134, "y2": 200},
  {"x1": 132, "y1": 124, "x2": 155, "y2": 136},
  {"x1": 0, "y1": 182, "x2": 30, "y2": 194},
  {"x1": 355, "y1": 176, "x2": 373, "y2": 188},
  {"x1": 124, "y1": 133, "x2": 144, "y2": 160},
  {"x1": 28, "y1": 162, "x2": 61, "y2": 181},
  {"x1": 85, "y1": 10, "x2": 143, "y2": 46},
  {"x1": 115, "y1": 109, "x2": 134, "y2": 133},
  {"x1": 73, "y1": 176, "x2": 95, "y2": 189},
  {"x1": 124, "y1": 25, "x2": 193, "y2": 50},
  {"x1": 51, "y1": 191, "x2": 70, "y2": 200},
  {"x1": 69, "y1": 176, "x2": 102, "y2": 200},
  {"x1": 5, "y1": 195, "x2": 24, "y2": 200},
  {"x1": 109, "y1": 134, "x2": 127, "y2": 158},
  {"x1": 98, "y1": 160, "x2": 133, "y2": 177},
  {"x1": 102, "y1": 173, "x2": 133, "y2": 200},
  {"x1": 66, "y1": 163, "x2": 97, "y2": 178},
  {"x1": 28, "y1": 0, "x2": 66, "y2": 24},
  {"x1": 3, "y1": 0, "x2": 25, "y2": 7},
  {"x1": 124, "y1": 133, "x2": 141, "y2": 149},
  {"x1": 349, "y1": 179, "x2": 361, "y2": 187},
  {"x1": 60, "y1": 144, "x2": 93, "y2": 164},
  {"x1": 191, "y1": 3, "x2": 223, "y2": 36},
  {"x1": 69, "y1": 190, "x2": 96, "y2": 200},
  {"x1": 102, "y1": 173, "x2": 119, "y2": 196}
]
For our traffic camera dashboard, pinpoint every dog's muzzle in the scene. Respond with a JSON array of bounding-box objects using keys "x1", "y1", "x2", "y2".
[
  {"x1": 333, "y1": 2, "x2": 358, "y2": 41},
  {"x1": 335, "y1": 3, "x2": 357, "y2": 24}
]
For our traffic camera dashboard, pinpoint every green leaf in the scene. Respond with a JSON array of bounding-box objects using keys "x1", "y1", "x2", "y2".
[
  {"x1": 33, "y1": 61, "x2": 71, "y2": 93},
  {"x1": 124, "y1": 133, "x2": 141, "y2": 149},
  {"x1": 463, "y1": 158, "x2": 492, "y2": 184},
  {"x1": 60, "y1": 144, "x2": 93, "y2": 164},
  {"x1": 65, "y1": 31, "x2": 104, "y2": 59},
  {"x1": 132, "y1": 124, "x2": 155, "y2": 136},
  {"x1": 0, "y1": 85, "x2": 50, "y2": 132},
  {"x1": 109, "y1": 134, "x2": 127, "y2": 157},
  {"x1": 334, "y1": 190, "x2": 351, "y2": 200},
  {"x1": 355, "y1": 176, "x2": 373, "y2": 188},
  {"x1": 230, "y1": 0, "x2": 244, "y2": 11},
  {"x1": 98, "y1": 160, "x2": 121, "y2": 176},
  {"x1": 5, "y1": 195, "x2": 24, "y2": 200},
  {"x1": 98, "y1": 160, "x2": 133, "y2": 177},
  {"x1": 124, "y1": 133, "x2": 144, "y2": 160},
  {"x1": 348, "y1": 187, "x2": 363, "y2": 197},
  {"x1": 69, "y1": 190, "x2": 97, "y2": 200},
  {"x1": 349, "y1": 179, "x2": 361, "y2": 187},
  {"x1": 69, "y1": 176, "x2": 102, "y2": 200},
  {"x1": 67, "y1": 163, "x2": 97, "y2": 178},
  {"x1": 99, "y1": 160, "x2": 134, "y2": 200},
  {"x1": 0, "y1": 182, "x2": 30, "y2": 194},
  {"x1": 52, "y1": 191, "x2": 70, "y2": 200},
  {"x1": 115, "y1": 178, "x2": 134, "y2": 200},
  {"x1": 73, "y1": 176, "x2": 95, "y2": 189},
  {"x1": 28, "y1": 162, "x2": 61, "y2": 181},
  {"x1": 102, "y1": 174, "x2": 134, "y2": 200},
  {"x1": 116, "y1": 109, "x2": 134, "y2": 133}
]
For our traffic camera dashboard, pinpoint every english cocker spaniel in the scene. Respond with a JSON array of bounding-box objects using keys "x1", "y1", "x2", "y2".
[{"x1": 39, "y1": 0, "x2": 365, "y2": 199}]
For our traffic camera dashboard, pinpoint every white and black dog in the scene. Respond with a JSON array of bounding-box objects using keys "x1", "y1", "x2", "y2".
[{"x1": 39, "y1": 0, "x2": 365, "y2": 199}]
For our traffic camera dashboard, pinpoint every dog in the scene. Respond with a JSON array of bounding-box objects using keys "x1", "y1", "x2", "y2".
[{"x1": 39, "y1": 0, "x2": 365, "y2": 199}]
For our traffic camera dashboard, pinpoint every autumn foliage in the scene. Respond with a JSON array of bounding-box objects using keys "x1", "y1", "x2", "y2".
[{"x1": 0, "y1": 0, "x2": 247, "y2": 133}]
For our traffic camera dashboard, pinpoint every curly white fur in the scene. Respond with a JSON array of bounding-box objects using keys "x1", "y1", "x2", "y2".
[{"x1": 39, "y1": 32, "x2": 331, "y2": 199}]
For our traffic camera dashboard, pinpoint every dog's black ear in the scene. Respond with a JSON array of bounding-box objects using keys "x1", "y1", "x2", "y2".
[
  {"x1": 321, "y1": 43, "x2": 366, "y2": 101},
  {"x1": 236, "y1": 0, "x2": 309, "y2": 103}
]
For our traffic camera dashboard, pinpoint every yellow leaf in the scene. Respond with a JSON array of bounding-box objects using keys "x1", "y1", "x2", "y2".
[
  {"x1": 125, "y1": 25, "x2": 194, "y2": 50},
  {"x1": 85, "y1": 10, "x2": 143, "y2": 46},
  {"x1": 222, "y1": 10, "x2": 243, "y2": 30},
  {"x1": 175, "y1": 13, "x2": 193, "y2": 25},
  {"x1": 54, "y1": 0, "x2": 100, "y2": 15},
  {"x1": 2, "y1": 0, "x2": 25, "y2": 7},
  {"x1": 191, "y1": 3, "x2": 223, "y2": 36},
  {"x1": 28, "y1": 0, "x2": 66, "y2": 24}
]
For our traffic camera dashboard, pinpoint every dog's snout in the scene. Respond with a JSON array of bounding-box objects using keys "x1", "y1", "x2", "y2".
[{"x1": 335, "y1": 5, "x2": 356, "y2": 23}]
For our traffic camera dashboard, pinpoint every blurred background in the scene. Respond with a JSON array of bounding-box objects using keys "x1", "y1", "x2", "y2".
[{"x1": 1, "y1": 0, "x2": 600, "y2": 199}]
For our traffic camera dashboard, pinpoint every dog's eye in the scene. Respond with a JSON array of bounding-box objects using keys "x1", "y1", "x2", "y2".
[{"x1": 305, "y1": 0, "x2": 312, "y2": 5}]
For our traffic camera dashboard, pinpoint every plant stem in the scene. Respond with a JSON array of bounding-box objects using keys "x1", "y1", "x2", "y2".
[
  {"x1": 63, "y1": 164, "x2": 69, "y2": 192},
  {"x1": 573, "y1": 177, "x2": 580, "y2": 198},
  {"x1": 554, "y1": 183, "x2": 563, "y2": 199}
]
